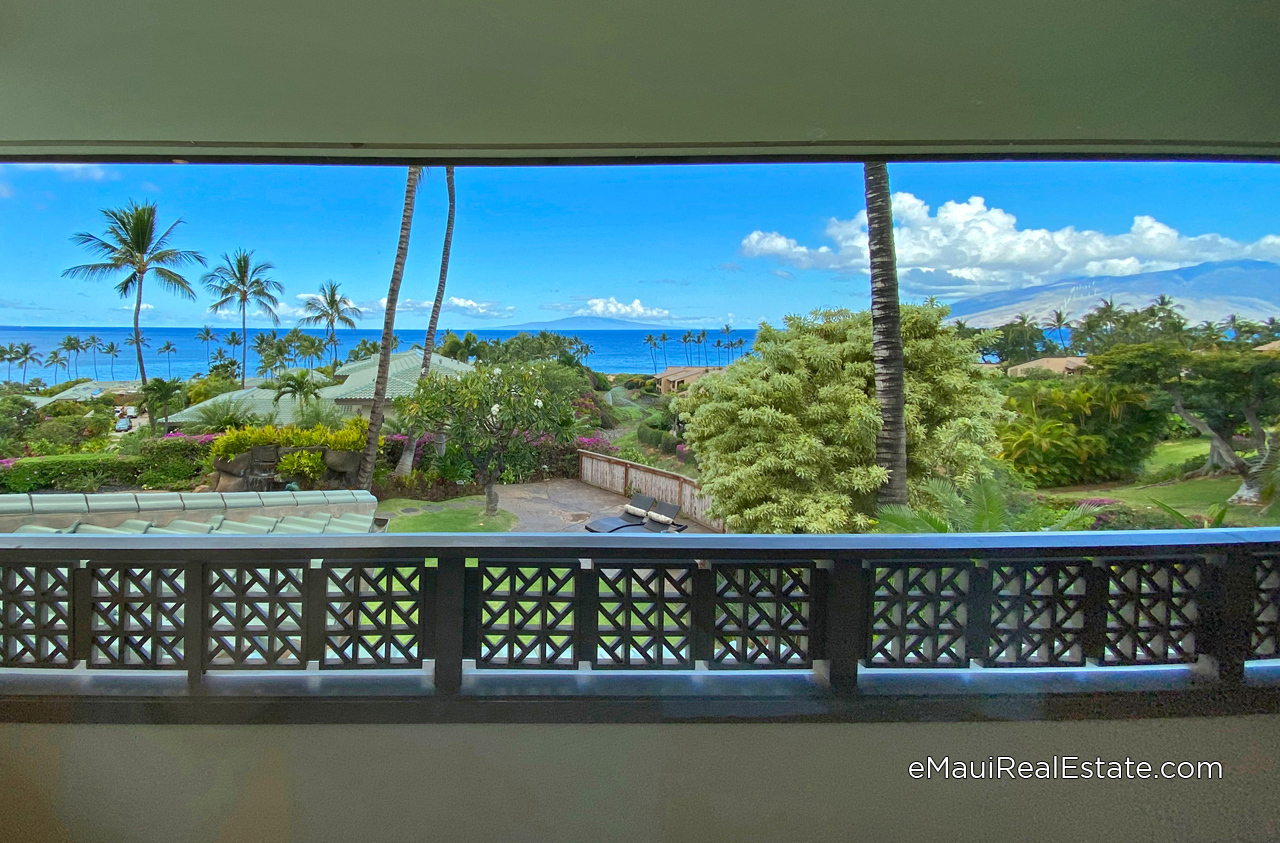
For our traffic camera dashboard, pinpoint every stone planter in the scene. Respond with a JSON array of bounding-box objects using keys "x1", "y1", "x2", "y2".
[
  {"x1": 212, "y1": 451, "x2": 252, "y2": 476},
  {"x1": 251, "y1": 445, "x2": 279, "y2": 465},
  {"x1": 324, "y1": 449, "x2": 361, "y2": 474}
]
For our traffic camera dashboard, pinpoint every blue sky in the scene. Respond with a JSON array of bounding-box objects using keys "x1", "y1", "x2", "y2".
[{"x1": 0, "y1": 161, "x2": 1278, "y2": 329}]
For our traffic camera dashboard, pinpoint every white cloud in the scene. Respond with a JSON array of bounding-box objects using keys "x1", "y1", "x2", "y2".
[
  {"x1": 770, "y1": 269, "x2": 795, "y2": 280},
  {"x1": 19, "y1": 163, "x2": 120, "y2": 182},
  {"x1": 741, "y1": 192, "x2": 1280, "y2": 296},
  {"x1": 573, "y1": 297, "x2": 672, "y2": 321},
  {"x1": 366, "y1": 295, "x2": 514, "y2": 319},
  {"x1": 117, "y1": 302, "x2": 155, "y2": 312}
]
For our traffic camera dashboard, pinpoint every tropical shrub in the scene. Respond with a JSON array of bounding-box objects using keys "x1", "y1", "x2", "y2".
[
  {"x1": 998, "y1": 379, "x2": 1167, "y2": 487},
  {"x1": 675, "y1": 304, "x2": 1005, "y2": 533},
  {"x1": 637, "y1": 421, "x2": 679, "y2": 454},
  {"x1": 186, "y1": 375, "x2": 241, "y2": 405},
  {"x1": 185, "y1": 398, "x2": 269, "y2": 433},
  {"x1": 0, "y1": 453, "x2": 143, "y2": 493},
  {"x1": 138, "y1": 434, "x2": 215, "y2": 488},
  {"x1": 210, "y1": 417, "x2": 370, "y2": 460},
  {"x1": 876, "y1": 477, "x2": 1102, "y2": 533},
  {"x1": 277, "y1": 450, "x2": 326, "y2": 484},
  {"x1": 576, "y1": 435, "x2": 618, "y2": 456}
]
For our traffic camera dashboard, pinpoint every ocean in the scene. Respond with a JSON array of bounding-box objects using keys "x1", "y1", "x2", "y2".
[{"x1": 0, "y1": 325, "x2": 756, "y2": 383}]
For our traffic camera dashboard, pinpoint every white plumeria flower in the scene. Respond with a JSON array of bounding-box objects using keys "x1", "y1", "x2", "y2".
[
  {"x1": 534, "y1": 398, "x2": 543, "y2": 408},
  {"x1": 492, "y1": 367, "x2": 502, "y2": 375},
  {"x1": 490, "y1": 403, "x2": 501, "y2": 417}
]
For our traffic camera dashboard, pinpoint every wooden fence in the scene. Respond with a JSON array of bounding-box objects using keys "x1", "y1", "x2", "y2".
[{"x1": 576, "y1": 450, "x2": 725, "y2": 532}]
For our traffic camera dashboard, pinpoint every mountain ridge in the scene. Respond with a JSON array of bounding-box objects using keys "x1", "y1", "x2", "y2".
[{"x1": 947, "y1": 260, "x2": 1280, "y2": 326}]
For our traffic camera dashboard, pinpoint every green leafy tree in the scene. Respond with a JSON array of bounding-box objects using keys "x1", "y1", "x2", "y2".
[
  {"x1": 1089, "y1": 343, "x2": 1280, "y2": 502},
  {"x1": 876, "y1": 477, "x2": 1100, "y2": 533},
  {"x1": 64, "y1": 201, "x2": 205, "y2": 385},
  {"x1": 142, "y1": 377, "x2": 184, "y2": 433},
  {"x1": 674, "y1": 305, "x2": 1004, "y2": 533},
  {"x1": 204, "y1": 249, "x2": 281, "y2": 388},
  {"x1": 393, "y1": 364, "x2": 574, "y2": 514},
  {"x1": 439, "y1": 331, "x2": 482, "y2": 363},
  {"x1": 300, "y1": 280, "x2": 362, "y2": 366}
]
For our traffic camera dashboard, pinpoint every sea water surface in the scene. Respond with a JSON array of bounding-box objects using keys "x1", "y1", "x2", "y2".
[{"x1": 0, "y1": 326, "x2": 756, "y2": 382}]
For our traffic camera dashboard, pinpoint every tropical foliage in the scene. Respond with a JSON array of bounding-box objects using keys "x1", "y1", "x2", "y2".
[
  {"x1": 674, "y1": 304, "x2": 1004, "y2": 533},
  {"x1": 876, "y1": 477, "x2": 1101, "y2": 533}
]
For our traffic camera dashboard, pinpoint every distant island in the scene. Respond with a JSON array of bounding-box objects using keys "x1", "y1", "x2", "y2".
[{"x1": 502, "y1": 316, "x2": 675, "y2": 331}]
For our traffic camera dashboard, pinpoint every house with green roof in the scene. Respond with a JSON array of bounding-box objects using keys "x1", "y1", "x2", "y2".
[{"x1": 169, "y1": 352, "x2": 472, "y2": 427}]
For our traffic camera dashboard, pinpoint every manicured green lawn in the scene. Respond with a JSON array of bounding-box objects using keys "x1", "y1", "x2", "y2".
[
  {"x1": 1143, "y1": 439, "x2": 1209, "y2": 472},
  {"x1": 387, "y1": 506, "x2": 517, "y2": 533},
  {"x1": 1050, "y1": 476, "x2": 1278, "y2": 527}
]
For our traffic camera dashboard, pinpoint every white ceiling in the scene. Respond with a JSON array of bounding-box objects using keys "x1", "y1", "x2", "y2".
[{"x1": 3, "y1": 1, "x2": 1279, "y2": 162}]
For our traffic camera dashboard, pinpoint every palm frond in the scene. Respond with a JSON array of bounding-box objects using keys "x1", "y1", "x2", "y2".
[
  {"x1": 151, "y1": 267, "x2": 198, "y2": 300},
  {"x1": 875, "y1": 504, "x2": 950, "y2": 534}
]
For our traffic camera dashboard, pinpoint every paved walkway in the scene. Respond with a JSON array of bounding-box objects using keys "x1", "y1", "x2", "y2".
[{"x1": 497, "y1": 479, "x2": 714, "y2": 533}]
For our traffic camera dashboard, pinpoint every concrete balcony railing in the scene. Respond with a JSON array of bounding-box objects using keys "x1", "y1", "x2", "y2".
[{"x1": 0, "y1": 528, "x2": 1278, "y2": 724}]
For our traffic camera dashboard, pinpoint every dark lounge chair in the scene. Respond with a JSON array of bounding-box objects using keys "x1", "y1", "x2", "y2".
[
  {"x1": 584, "y1": 494, "x2": 656, "y2": 533},
  {"x1": 614, "y1": 501, "x2": 688, "y2": 533}
]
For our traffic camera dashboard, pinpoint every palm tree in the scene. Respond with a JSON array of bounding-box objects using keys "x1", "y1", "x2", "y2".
[
  {"x1": 84, "y1": 334, "x2": 102, "y2": 379},
  {"x1": 1, "y1": 343, "x2": 16, "y2": 382},
  {"x1": 696, "y1": 329, "x2": 709, "y2": 365},
  {"x1": 357, "y1": 166, "x2": 424, "y2": 489},
  {"x1": 713, "y1": 338, "x2": 724, "y2": 365},
  {"x1": 204, "y1": 249, "x2": 281, "y2": 389},
  {"x1": 141, "y1": 377, "x2": 183, "y2": 433},
  {"x1": 864, "y1": 161, "x2": 908, "y2": 506},
  {"x1": 720, "y1": 323, "x2": 732, "y2": 362},
  {"x1": 877, "y1": 477, "x2": 1100, "y2": 533},
  {"x1": 195, "y1": 326, "x2": 218, "y2": 367},
  {"x1": 124, "y1": 332, "x2": 150, "y2": 378},
  {"x1": 1042, "y1": 309, "x2": 1072, "y2": 352},
  {"x1": 157, "y1": 340, "x2": 177, "y2": 377},
  {"x1": 63, "y1": 200, "x2": 204, "y2": 386},
  {"x1": 44, "y1": 350, "x2": 68, "y2": 385},
  {"x1": 296, "y1": 334, "x2": 324, "y2": 371},
  {"x1": 14, "y1": 343, "x2": 40, "y2": 384},
  {"x1": 644, "y1": 334, "x2": 657, "y2": 372},
  {"x1": 58, "y1": 335, "x2": 83, "y2": 379},
  {"x1": 658, "y1": 332, "x2": 669, "y2": 368},
  {"x1": 272, "y1": 370, "x2": 320, "y2": 406},
  {"x1": 300, "y1": 281, "x2": 362, "y2": 367},
  {"x1": 417, "y1": 165, "x2": 457, "y2": 380},
  {"x1": 101, "y1": 341, "x2": 121, "y2": 379},
  {"x1": 224, "y1": 331, "x2": 244, "y2": 362}
]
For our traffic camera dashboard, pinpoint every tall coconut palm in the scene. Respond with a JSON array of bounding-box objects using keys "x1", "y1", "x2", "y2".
[
  {"x1": 644, "y1": 334, "x2": 657, "y2": 372},
  {"x1": 1042, "y1": 309, "x2": 1073, "y2": 352},
  {"x1": 58, "y1": 335, "x2": 83, "y2": 379},
  {"x1": 697, "y1": 329, "x2": 709, "y2": 365},
  {"x1": 1, "y1": 343, "x2": 16, "y2": 382},
  {"x1": 157, "y1": 340, "x2": 177, "y2": 377},
  {"x1": 45, "y1": 350, "x2": 68, "y2": 385},
  {"x1": 720, "y1": 323, "x2": 732, "y2": 361},
  {"x1": 418, "y1": 165, "x2": 457, "y2": 379},
  {"x1": 84, "y1": 334, "x2": 102, "y2": 380},
  {"x1": 658, "y1": 332, "x2": 669, "y2": 367},
  {"x1": 300, "y1": 280, "x2": 362, "y2": 366},
  {"x1": 13, "y1": 342, "x2": 40, "y2": 386},
  {"x1": 63, "y1": 201, "x2": 204, "y2": 386},
  {"x1": 124, "y1": 332, "x2": 149, "y2": 378},
  {"x1": 357, "y1": 166, "x2": 424, "y2": 489},
  {"x1": 101, "y1": 341, "x2": 121, "y2": 380},
  {"x1": 224, "y1": 331, "x2": 243, "y2": 360},
  {"x1": 864, "y1": 161, "x2": 908, "y2": 506},
  {"x1": 204, "y1": 249, "x2": 281, "y2": 389},
  {"x1": 195, "y1": 326, "x2": 218, "y2": 368}
]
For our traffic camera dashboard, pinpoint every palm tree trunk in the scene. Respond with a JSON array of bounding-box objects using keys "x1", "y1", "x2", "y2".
[
  {"x1": 357, "y1": 166, "x2": 423, "y2": 490},
  {"x1": 865, "y1": 161, "x2": 909, "y2": 506},
  {"x1": 240, "y1": 310, "x2": 248, "y2": 389},
  {"x1": 420, "y1": 166, "x2": 456, "y2": 380},
  {"x1": 133, "y1": 281, "x2": 148, "y2": 386},
  {"x1": 394, "y1": 166, "x2": 457, "y2": 479}
]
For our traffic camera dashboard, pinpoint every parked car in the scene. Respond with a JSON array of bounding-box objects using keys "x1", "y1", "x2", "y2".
[
  {"x1": 125, "y1": 406, "x2": 138, "y2": 418},
  {"x1": 114, "y1": 418, "x2": 131, "y2": 433}
]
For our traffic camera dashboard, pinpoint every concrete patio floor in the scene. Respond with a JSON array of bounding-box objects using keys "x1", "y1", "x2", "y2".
[{"x1": 497, "y1": 479, "x2": 714, "y2": 533}]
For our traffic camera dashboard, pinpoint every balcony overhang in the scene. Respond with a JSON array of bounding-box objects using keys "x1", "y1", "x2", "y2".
[{"x1": 3, "y1": 1, "x2": 1279, "y2": 164}]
